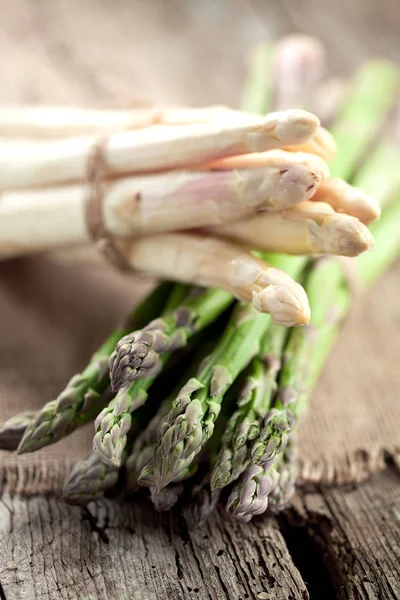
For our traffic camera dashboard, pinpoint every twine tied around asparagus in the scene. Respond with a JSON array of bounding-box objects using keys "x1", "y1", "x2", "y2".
[{"x1": 85, "y1": 138, "x2": 131, "y2": 272}]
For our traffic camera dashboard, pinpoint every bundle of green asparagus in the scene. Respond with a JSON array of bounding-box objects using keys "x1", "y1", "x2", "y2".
[{"x1": 1, "y1": 34, "x2": 399, "y2": 523}]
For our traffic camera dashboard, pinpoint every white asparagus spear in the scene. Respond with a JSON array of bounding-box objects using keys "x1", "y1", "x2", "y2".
[
  {"x1": 207, "y1": 201, "x2": 375, "y2": 256},
  {"x1": 204, "y1": 148, "x2": 330, "y2": 177},
  {"x1": 0, "y1": 155, "x2": 327, "y2": 260},
  {"x1": 284, "y1": 126, "x2": 337, "y2": 162},
  {"x1": 0, "y1": 109, "x2": 319, "y2": 191},
  {"x1": 0, "y1": 105, "x2": 249, "y2": 138},
  {"x1": 312, "y1": 178, "x2": 381, "y2": 224},
  {"x1": 205, "y1": 129, "x2": 336, "y2": 169},
  {"x1": 116, "y1": 233, "x2": 310, "y2": 327}
]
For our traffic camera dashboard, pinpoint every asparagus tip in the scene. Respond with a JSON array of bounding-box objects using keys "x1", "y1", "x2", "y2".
[
  {"x1": 252, "y1": 275, "x2": 310, "y2": 327},
  {"x1": 92, "y1": 432, "x2": 124, "y2": 468}
]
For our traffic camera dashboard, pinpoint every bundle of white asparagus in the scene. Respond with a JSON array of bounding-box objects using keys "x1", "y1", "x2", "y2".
[
  {"x1": 0, "y1": 101, "x2": 379, "y2": 327},
  {"x1": 2, "y1": 32, "x2": 399, "y2": 527}
]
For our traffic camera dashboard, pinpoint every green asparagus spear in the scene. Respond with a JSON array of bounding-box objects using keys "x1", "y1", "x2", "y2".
[
  {"x1": 63, "y1": 451, "x2": 122, "y2": 505},
  {"x1": 252, "y1": 257, "x2": 350, "y2": 465},
  {"x1": 226, "y1": 457, "x2": 280, "y2": 523},
  {"x1": 110, "y1": 288, "x2": 233, "y2": 390},
  {"x1": 124, "y1": 397, "x2": 172, "y2": 494},
  {"x1": 226, "y1": 439, "x2": 298, "y2": 522},
  {"x1": 210, "y1": 324, "x2": 281, "y2": 488},
  {"x1": 0, "y1": 412, "x2": 36, "y2": 451},
  {"x1": 64, "y1": 340, "x2": 204, "y2": 506},
  {"x1": 93, "y1": 288, "x2": 232, "y2": 466},
  {"x1": 17, "y1": 283, "x2": 174, "y2": 454},
  {"x1": 140, "y1": 304, "x2": 270, "y2": 492},
  {"x1": 267, "y1": 442, "x2": 298, "y2": 515}
]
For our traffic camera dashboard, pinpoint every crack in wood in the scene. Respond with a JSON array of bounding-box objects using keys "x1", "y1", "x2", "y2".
[
  {"x1": 0, "y1": 580, "x2": 7, "y2": 600},
  {"x1": 82, "y1": 506, "x2": 110, "y2": 544}
]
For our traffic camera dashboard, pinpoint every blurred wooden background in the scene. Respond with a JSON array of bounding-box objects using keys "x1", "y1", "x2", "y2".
[{"x1": 0, "y1": 1, "x2": 399, "y2": 599}]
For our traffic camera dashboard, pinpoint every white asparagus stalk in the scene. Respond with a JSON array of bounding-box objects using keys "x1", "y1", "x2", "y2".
[
  {"x1": 312, "y1": 178, "x2": 381, "y2": 224},
  {"x1": 271, "y1": 35, "x2": 327, "y2": 111},
  {"x1": 283, "y1": 126, "x2": 337, "y2": 162},
  {"x1": 0, "y1": 109, "x2": 319, "y2": 191},
  {"x1": 0, "y1": 105, "x2": 249, "y2": 138},
  {"x1": 116, "y1": 233, "x2": 311, "y2": 327},
  {"x1": 0, "y1": 156, "x2": 327, "y2": 260},
  {"x1": 205, "y1": 129, "x2": 336, "y2": 169},
  {"x1": 204, "y1": 148, "x2": 330, "y2": 177},
  {"x1": 207, "y1": 201, "x2": 375, "y2": 257}
]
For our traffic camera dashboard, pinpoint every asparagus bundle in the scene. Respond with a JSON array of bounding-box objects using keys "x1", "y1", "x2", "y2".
[
  {"x1": 228, "y1": 193, "x2": 400, "y2": 522},
  {"x1": 64, "y1": 345, "x2": 220, "y2": 507},
  {"x1": 224, "y1": 36, "x2": 400, "y2": 522},
  {"x1": 0, "y1": 36, "x2": 384, "y2": 328},
  {"x1": 0, "y1": 150, "x2": 329, "y2": 259},
  {"x1": 1, "y1": 34, "x2": 399, "y2": 527},
  {"x1": 99, "y1": 255, "x2": 312, "y2": 470},
  {"x1": 0, "y1": 109, "x2": 323, "y2": 191},
  {"x1": 139, "y1": 303, "x2": 271, "y2": 491}
]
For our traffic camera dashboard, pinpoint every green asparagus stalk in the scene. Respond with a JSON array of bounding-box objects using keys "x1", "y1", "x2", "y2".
[
  {"x1": 93, "y1": 287, "x2": 231, "y2": 467},
  {"x1": 124, "y1": 397, "x2": 172, "y2": 494},
  {"x1": 64, "y1": 340, "x2": 205, "y2": 506},
  {"x1": 92, "y1": 284, "x2": 191, "y2": 466},
  {"x1": 251, "y1": 257, "x2": 350, "y2": 465},
  {"x1": 226, "y1": 439, "x2": 298, "y2": 522},
  {"x1": 328, "y1": 60, "x2": 399, "y2": 180},
  {"x1": 17, "y1": 283, "x2": 174, "y2": 454},
  {"x1": 267, "y1": 441, "x2": 299, "y2": 515},
  {"x1": 226, "y1": 457, "x2": 280, "y2": 523},
  {"x1": 0, "y1": 412, "x2": 36, "y2": 451},
  {"x1": 139, "y1": 303, "x2": 270, "y2": 492},
  {"x1": 63, "y1": 451, "x2": 122, "y2": 505},
  {"x1": 110, "y1": 288, "x2": 233, "y2": 390},
  {"x1": 210, "y1": 324, "x2": 281, "y2": 488}
]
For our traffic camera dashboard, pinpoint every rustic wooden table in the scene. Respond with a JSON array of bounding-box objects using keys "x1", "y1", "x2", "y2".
[{"x1": 0, "y1": 1, "x2": 399, "y2": 598}]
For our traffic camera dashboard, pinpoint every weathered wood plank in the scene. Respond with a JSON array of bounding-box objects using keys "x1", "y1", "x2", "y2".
[
  {"x1": 0, "y1": 496, "x2": 307, "y2": 600},
  {"x1": 285, "y1": 466, "x2": 400, "y2": 599},
  {"x1": 2, "y1": 467, "x2": 400, "y2": 599}
]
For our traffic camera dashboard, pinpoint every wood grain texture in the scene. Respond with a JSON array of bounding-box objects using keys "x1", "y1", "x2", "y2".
[
  {"x1": 0, "y1": 497, "x2": 307, "y2": 600},
  {"x1": 286, "y1": 465, "x2": 400, "y2": 599},
  {"x1": 1, "y1": 467, "x2": 400, "y2": 599},
  {"x1": 0, "y1": 0, "x2": 399, "y2": 598}
]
